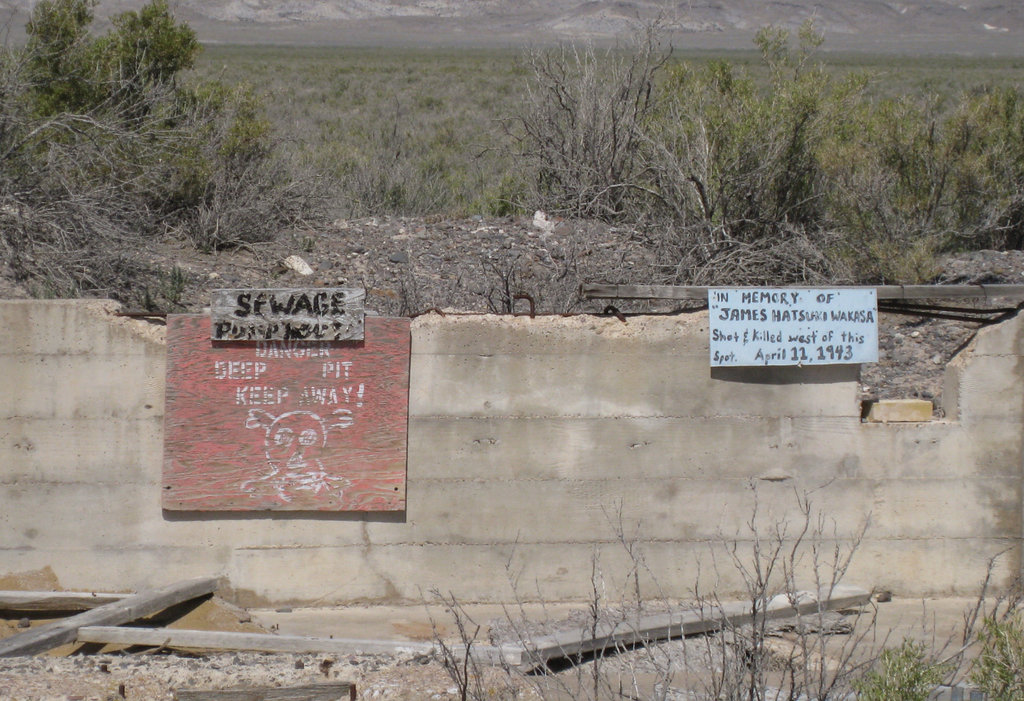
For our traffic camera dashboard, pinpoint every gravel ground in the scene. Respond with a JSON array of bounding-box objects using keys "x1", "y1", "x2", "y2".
[{"x1": 0, "y1": 649, "x2": 470, "y2": 700}]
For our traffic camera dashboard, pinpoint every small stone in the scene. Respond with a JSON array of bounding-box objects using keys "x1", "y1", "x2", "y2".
[
  {"x1": 16, "y1": 617, "x2": 29, "y2": 628},
  {"x1": 910, "y1": 330, "x2": 921, "y2": 338},
  {"x1": 932, "y1": 354, "x2": 943, "y2": 364},
  {"x1": 388, "y1": 251, "x2": 409, "y2": 264},
  {"x1": 281, "y1": 255, "x2": 314, "y2": 276},
  {"x1": 294, "y1": 659, "x2": 305, "y2": 669},
  {"x1": 532, "y1": 210, "x2": 556, "y2": 233}
]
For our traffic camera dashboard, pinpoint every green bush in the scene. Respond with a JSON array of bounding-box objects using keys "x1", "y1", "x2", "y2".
[
  {"x1": 513, "y1": 21, "x2": 1024, "y2": 285},
  {"x1": 853, "y1": 638, "x2": 946, "y2": 701},
  {"x1": 1, "y1": 0, "x2": 318, "y2": 300},
  {"x1": 971, "y1": 615, "x2": 1024, "y2": 699}
]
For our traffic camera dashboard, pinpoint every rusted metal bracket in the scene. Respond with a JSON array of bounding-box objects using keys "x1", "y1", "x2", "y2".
[{"x1": 513, "y1": 293, "x2": 536, "y2": 318}]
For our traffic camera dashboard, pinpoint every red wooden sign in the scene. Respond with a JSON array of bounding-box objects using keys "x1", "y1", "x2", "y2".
[{"x1": 163, "y1": 315, "x2": 409, "y2": 511}]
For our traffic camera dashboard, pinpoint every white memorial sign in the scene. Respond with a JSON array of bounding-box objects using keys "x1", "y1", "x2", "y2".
[{"x1": 709, "y1": 288, "x2": 878, "y2": 367}]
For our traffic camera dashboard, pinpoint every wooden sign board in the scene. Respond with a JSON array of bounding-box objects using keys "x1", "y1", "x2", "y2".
[
  {"x1": 210, "y1": 288, "x2": 365, "y2": 341},
  {"x1": 708, "y1": 288, "x2": 878, "y2": 367},
  {"x1": 163, "y1": 315, "x2": 409, "y2": 511}
]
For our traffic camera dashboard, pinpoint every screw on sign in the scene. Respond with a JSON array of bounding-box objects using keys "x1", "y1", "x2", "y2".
[{"x1": 163, "y1": 315, "x2": 410, "y2": 511}]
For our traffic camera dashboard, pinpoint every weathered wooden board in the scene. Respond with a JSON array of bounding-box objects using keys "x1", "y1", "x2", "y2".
[
  {"x1": 211, "y1": 288, "x2": 364, "y2": 341},
  {"x1": 173, "y1": 681, "x2": 355, "y2": 701},
  {"x1": 78, "y1": 626, "x2": 436, "y2": 655},
  {"x1": 0, "y1": 590, "x2": 125, "y2": 611},
  {"x1": 77, "y1": 626, "x2": 520, "y2": 665},
  {"x1": 164, "y1": 315, "x2": 409, "y2": 511},
  {"x1": 517, "y1": 584, "x2": 870, "y2": 672},
  {"x1": 0, "y1": 577, "x2": 218, "y2": 657}
]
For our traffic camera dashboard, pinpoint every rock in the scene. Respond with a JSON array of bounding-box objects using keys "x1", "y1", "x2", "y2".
[
  {"x1": 532, "y1": 210, "x2": 556, "y2": 233},
  {"x1": 281, "y1": 255, "x2": 314, "y2": 276},
  {"x1": 388, "y1": 251, "x2": 410, "y2": 264}
]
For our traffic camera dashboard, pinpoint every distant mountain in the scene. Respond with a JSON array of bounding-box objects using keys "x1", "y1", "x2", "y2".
[{"x1": 2, "y1": 0, "x2": 1022, "y2": 50}]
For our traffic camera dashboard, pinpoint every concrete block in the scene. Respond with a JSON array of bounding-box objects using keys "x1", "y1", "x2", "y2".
[
  {"x1": 0, "y1": 354, "x2": 164, "y2": 419},
  {"x1": 863, "y1": 399, "x2": 933, "y2": 423},
  {"x1": 1, "y1": 534, "x2": 1014, "y2": 606},
  {"x1": 0, "y1": 300, "x2": 165, "y2": 356},
  {"x1": 942, "y1": 355, "x2": 1024, "y2": 423},
  {"x1": 411, "y1": 353, "x2": 858, "y2": 418},
  {"x1": 227, "y1": 541, "x2": 710, "y2": 604},
  {"x1": 409, "y1": 416, "x2": 796, "y2": 481},
  {"x1": 851, "y1": 537, "x2": 1020, "y2": 597},
  {"x1": 379, "y1": 477, "x2": 1013, "y2": 544},
  {"x1": 410, "y1": 414, "x2": 1009, "y2": 483},
  {"x1": 411, "y1": 313, "x2": 709, "y2": 357},
  {"x1": 963, "y1": 312, "x2": 1024, "y2": 357},
  {"x1": 847, "y1": 420, "x2": 1021, "y2": 479},
  {"x1": 0, "y1": 546, "x2": 230, "y2": 596},
  {"x1": 229, "y1": 535, "x2": 1021, "y2": 604},
  {"x1": 0, "y1": 417, "x2": 163, "y2": 483},
  {"x1": 0, "y1": 482, "x2": 155, "y2": 549}
]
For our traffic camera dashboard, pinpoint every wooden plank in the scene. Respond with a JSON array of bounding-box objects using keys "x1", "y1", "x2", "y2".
[
  {"x1": 164, "y1": 315, "x2": 409, "y2": 512},
  {"x1": 0, "y1": 591, "x2": 125, "y2": 611},
  {"x1": 77, "y1": 626, "x2": 521, "y2": 666},
  {"x1": 582, "y1": 283, "x2": 708, "y2": 300},
  {"x1": 211, "y1": 288, "x2": 364, "y2": 342},
  {"x1": 582, "y1": 283, "x2": 1024, "y2": 301},
  {"x1": 174, "y1": 681, "x2": 355, "y2": 701},
  {"x1": 517, "y1": 584, "x2": 870, "y2": 672},
  {"x1": 0, "y1": 577, "x2": 219, "y2": 657}
]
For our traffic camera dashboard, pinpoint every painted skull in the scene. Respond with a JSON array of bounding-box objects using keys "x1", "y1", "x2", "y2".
[{"x1": 245, "y1": 408, "x2": 353, "y2": 472}]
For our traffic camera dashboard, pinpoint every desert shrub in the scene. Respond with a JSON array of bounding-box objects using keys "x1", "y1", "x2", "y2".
[
  {"x1": 0, "y1": 0, "x2": 319, "y2": 300},
  {"x1": 510, "y1": 25, "x2": 669, "y2": 221},
  {"x1": 647, "y1": 24, "x2": 863, "y2": 285},
  {"x1": 971, "y1": 614, "x2": 1024, "y2": 699},
  {"x1": 513, "y1": 21, "x2": 1024, "y2": 287},
  {"x1": 853, "y1": 638, "x2": 946, "y2": 701}
]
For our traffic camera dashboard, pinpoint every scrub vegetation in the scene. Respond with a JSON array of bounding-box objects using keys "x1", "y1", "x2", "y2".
[
  {"x1": 0, "y1": 0, "x2": 320, "y2": 297},
  {"x1": 198, "y1": 25, "x2": 1024, "y2": 290},
  {"x1": 3, "y1": 2, "x2": 1024, "y2": 298},
  {"x1": 431, "y1": 496, "x2": 1024, "y2": 700}
]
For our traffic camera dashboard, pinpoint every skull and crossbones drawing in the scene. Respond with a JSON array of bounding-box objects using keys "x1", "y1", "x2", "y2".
[{"x1": 240, "y1": 408, "x2": 354, "y2": 503}]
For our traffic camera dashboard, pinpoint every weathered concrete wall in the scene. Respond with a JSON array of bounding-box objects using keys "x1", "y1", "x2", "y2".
[{"x1": 0, "y1": 300, "x2": 1020, "y2": 604}]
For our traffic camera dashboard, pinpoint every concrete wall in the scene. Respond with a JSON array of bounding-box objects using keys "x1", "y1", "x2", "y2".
[{"x1": 0, "y1": 300, "x2": 1020, "y2": 605}]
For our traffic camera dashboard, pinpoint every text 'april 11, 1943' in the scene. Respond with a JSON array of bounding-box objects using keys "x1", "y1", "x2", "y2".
[{"x1": 708, "y1": 288, "x2": 879, "y2": 367}]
